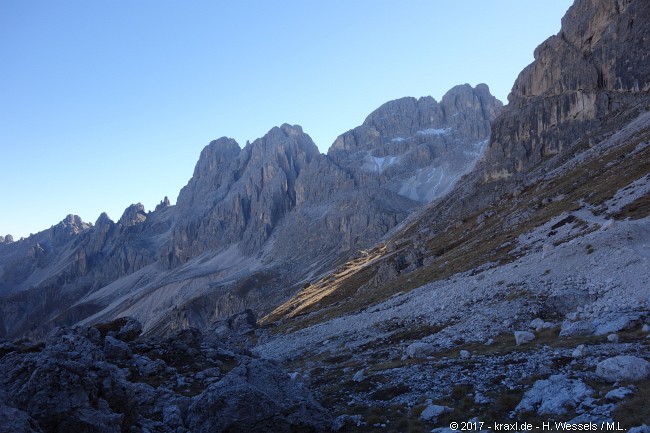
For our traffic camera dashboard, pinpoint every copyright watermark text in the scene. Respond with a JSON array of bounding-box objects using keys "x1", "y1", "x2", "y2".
[{"x1": 448, "y1": 421, "x2": 626, "y2": 431}]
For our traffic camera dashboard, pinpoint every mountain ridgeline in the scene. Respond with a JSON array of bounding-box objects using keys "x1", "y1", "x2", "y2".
[
  {"x1": 2, "y1": 0, "x2": 650, "y2": 430},
  {"x1": 0, "y1": 84, "x2": 502, "y2": 339}
]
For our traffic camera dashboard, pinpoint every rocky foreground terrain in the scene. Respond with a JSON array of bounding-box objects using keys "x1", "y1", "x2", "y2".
[
  {"x1": 0, "y1": 314, "x2": 331, "y2": 432},
  {"x1": 1, "y1": 0, "x2": 650, "y2": 431}
]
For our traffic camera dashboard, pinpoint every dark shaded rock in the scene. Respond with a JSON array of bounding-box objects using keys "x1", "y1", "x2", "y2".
[
  {"x1": 483, "y1": 0, "x2": 650, "y2": 182},
  {"x1": 115, "y1": 317, "x2": 143, "y2": 341},
  {"x1": 0, "y1": 340, "x2": 18, "y2": 360},
  {"x1": 0, "y1": 323, "x2": 328, "y2": 432},
  {"x1": 0, "y1": 402, "x2": 43, "y2": 433},
  {"x1": 544, "y1": 289, "x2": 596, "y2": 316},
  {"x1": 103, "y1": 335, "x2": 132, "y2": 360},
  {"x1": 228, "y1": 309, "x2": 257, "y2": 335},
  {"x1": 94, "y1": 317, "x2": 142, "y2": 342},
  {"x1": 187, "y1": 358, "x2": 330, "y2": 433}
]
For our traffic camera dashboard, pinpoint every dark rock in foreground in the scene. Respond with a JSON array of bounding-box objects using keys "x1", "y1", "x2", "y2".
[{"x1": 0, "y1": 316, "x2": 330, "y2": 433}]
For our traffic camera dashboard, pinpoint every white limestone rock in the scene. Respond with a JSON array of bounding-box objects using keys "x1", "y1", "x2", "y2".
[
  {"x1": 605, "y1": 386, "x2": 635, "y2": 401},
  {"x1": 405, "y1": 341, "x2": 436, "y2": 359},
  {"x1": 530, "y1": 318, "x2": 545, "y2": 331},
  {"x1": 515, "y1": 374, "x2": 594, "y2": 415},
  {"x1": 514, "y1": 330, "x2": 535, "y2": 346},
  {"x1": 596, "y1": 356, "x2": 650, "y2": 382},
  {"x1": 593, "y1": 314, "x2": 640, "y2": 336},
  {"x1": 559, "y1": 320, "x2": 595, "y2": 337},
  {"x1": 572, "y1": 344, "x2": 587, "y2": 358},
  {"x1": 419, "y1": 404, "x2": 453, "y2": 421}
]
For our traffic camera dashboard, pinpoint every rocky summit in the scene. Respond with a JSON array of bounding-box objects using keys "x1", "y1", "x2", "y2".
[
  {"x1": 2, "y1": 0, "x2": 650, "y2": 431},
  {"x1": 0, "y1": 83, "x2": 500, "y2": 342}
]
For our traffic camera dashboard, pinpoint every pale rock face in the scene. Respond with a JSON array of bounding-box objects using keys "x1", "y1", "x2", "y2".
[
  {"x1": 419, "y1": 404, "x2": 453, "y2": 421},
  {"x1": 605, "y1": 386, "x2": 634, "y2": 401},
  {"x1": 171, "y1": 124, "x2": 320, "y2": 261},
  {"x1": 405, "y1": 341, "x2": 436, "y2": 359},
  {"x1": 515, "y1": 330, "x2": 536, "y2": 345},
  {"x1": 572, "y1": 344, "x2": 587, "y2": 358},
  {"x1": 515, "y1": 374, "x2": 594, "y2": 415},
  {"x1": 117, "y1": 203, "x2": 147, "y2": 227},
  {"x1": 329, "y1": 84, "x2": 502, "y2": 203},
  {"x1": 596, "y1": 355, "x2": 650, "y2": 382},
  {"x1": 483, "y1": 0, "x2": 650, "y2": 181},
  {"x1": 560, "y1": 320, "x2": 596, "y2": 337}
]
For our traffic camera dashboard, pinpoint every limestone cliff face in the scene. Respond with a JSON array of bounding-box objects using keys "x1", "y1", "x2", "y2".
[
  {"x1": 329, "y1": 84, "x2": 502, "y2": 202},
  {"x1": 331, "y1": 84, "x2": 500, "y2": 155},
  {"x1": 347, "y1": 0, "x2": 650, "y2": 299},
  {"x1": 483, "y1": 0, "x2": 650, "y2": 181},
  {"x1": 169, "y1": 124, "x2": 320, "y2": 263}
]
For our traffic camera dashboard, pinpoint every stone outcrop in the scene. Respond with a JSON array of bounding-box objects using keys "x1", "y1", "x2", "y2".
[
  {"x1": 515, "y1": 375, "x2": 594, "y2": 416},
  {"x1": 187, "y1": 358, "x2": 329, "y2": 432},
  {"x1": 330, "y1": 84, "x2": 502, "y2": 202},
  {"x1": 170, "y1": 124, "x2": 320, "y2": 261},
  {"x1": 0, "y1": 316, "x2": 330, "y2": 433},
  {"x1": 154, "y1": 196, "x2": 171, "y2": 212},
  {"x1": 596, "y1": 355, "x2": 650, "y2": 382},
  {"x1": 483, "y1": 0, "x2": 650, "y2": 181}
]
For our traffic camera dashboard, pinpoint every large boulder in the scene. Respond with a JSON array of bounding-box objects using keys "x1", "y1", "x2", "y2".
[
  {"x1": 559, "y1": 320, "x2": 595, "y2": 338},
  {"x1": 186, "y1": 358, "x2": 331, "y2": 432},
  {"x1": 0, "y1": 328, "x2": 125, "y2": 433},
  {"x1": 0, "y1": 402, "x2": 43, "y2": 433},
  {"x1": 515, "y1": 374, "x2": 594, "y2": 415},
  {"x1": 419, "y1": 404, "x2": 453, "y2": 421},
  {"x1": 514, "y1": 330, "x2": 536, "y2": 345},
  {"x1": 405, "y1": 341, "x2": 437, "y2": 359},
  {"x1": 596, "y1": 356, "x2": 650, "y2": 382}
]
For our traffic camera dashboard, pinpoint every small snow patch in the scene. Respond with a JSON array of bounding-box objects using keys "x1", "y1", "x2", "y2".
[{"x1": 417, "y1": 127, "x2": 452, "y2": 136}]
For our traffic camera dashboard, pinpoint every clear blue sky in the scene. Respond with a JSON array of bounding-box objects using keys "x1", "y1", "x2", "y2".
[{"x1": 1, "y1": 0, "x2": 573, "y2": 239}]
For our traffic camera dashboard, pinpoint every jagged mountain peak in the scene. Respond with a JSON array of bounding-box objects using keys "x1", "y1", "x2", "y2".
[
  {"x1": 191, "y1": 137, "x2": 241, "y2": 181},
  {"x1": 50, "y1": 214, "x2": 91, "y2": 246},
  {"x1": 327, "y1": 83, "x2": 502, "y2": 203},
  {"x1": 54, "y1": 214, "x2": 89, "y2": 232},
  {"x1": 118, "y1": 203, "x2": 147, "y2": 227},
  {"x1": 440, "y1": 83, "x2": 500, "y2": 116},
  {"x1": 329, "y1": 83, "x2": 502, "y2": 156},
  {"x1": 95, "y1": 212, "x2": 113, "y2": 227},
  {"x1": 242, "y1": 123, "x2": 320, "y2": 166},
  {"x1": 0, "y1": 83, "x2": 500, "y2": 339}
]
